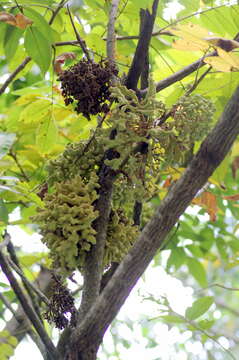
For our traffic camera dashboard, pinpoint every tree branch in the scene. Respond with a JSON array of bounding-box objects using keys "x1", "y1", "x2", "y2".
[
  {"x1": 0, "y1": 254, "x2": 59, "y2": 360},
  {"x1": 6, "y1": 237, "x2": 45, "y2": 322},
  {"x1": 107, "y1": 0, "x2": 120, "y2": 63},
  {"x1": 125, "y1": 0, "x2": 159, "y2": 90},
  {"x1": 78, "y1": 167, "x2": 115, "y2": 317},
  {"x1": 49, "y1": 0, "x2": 67, "y2": 26},
  {"x1": 140, "y1": 52, "x2": 213, "y2": 96},
  {"x1": 7, "y1": 257, "x2": 49, "y2": 306},
  {"x1": 67, "y1": 6, "x2": 91, "y2": 61},
  {"x1": 69, "y1": 84, "x2": 239, "y2": 352},
  {"x1": 0, "y1": 57, "x2": 31, "y2": 96}
]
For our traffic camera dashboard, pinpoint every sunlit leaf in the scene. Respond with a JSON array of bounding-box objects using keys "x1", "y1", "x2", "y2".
[
  {"x1": 204, "y1": 56, "x2": 232, "y2": 72},
  {"x1": 36, "y1": 113, "x2": 58, "y2": 154},
  {"x1": 172, "y1": 38, "x2": 208, "y2": 52},
  {"x1": 186, "y1": 296, "x2": 214, "y2": 320},
  {"x1": 160, "y1": 315, "x2": 185, "y2": 324}
]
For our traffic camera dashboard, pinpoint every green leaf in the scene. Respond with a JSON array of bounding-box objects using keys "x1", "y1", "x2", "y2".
[
  {"x1": 36, "y1": 113, "x2": 58, "y2": 154},
  {"x1": 160, "y1": 315, "x2": 185, "y2": 324},
  {"x1": 0, "y1": 133, "x2": 16, "y2": 160},
  {"x1": 166, "y1": 247, "x2": 186, "y2": 271},
  {"x1": 0, "y1": 200, "x2": 8, "y2": 225},
  {"x1": 24, "y1": 26, "x2": 52, "y2": 74},
  {"x1": 186, "y1": 296, "x2": 214, "y2": 321},
  {"x1": 4, "y1": 26, "x2": 23, "y2": 61},
  {"x1": 23, "y1": 8, "x2": 55, "y2": 43},
  {"x1": 0, "y1": 282, "x2": 9, "y2": 288},
  {"x1": 187, "y1": 257, "x2": 207, "y2": 287},
  {"x1": 198, "y1": 319, "x2": 215, "y2": 330}
]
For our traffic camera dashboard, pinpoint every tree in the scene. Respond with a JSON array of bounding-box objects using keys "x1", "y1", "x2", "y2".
[{"x1": 0, "y1": 0, "x2": 239, "y2": 359}]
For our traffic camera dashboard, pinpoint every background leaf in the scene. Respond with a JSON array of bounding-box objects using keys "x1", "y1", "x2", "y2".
[{"x1": 24, "y1": 26, "x2": 52, "y2": 74}]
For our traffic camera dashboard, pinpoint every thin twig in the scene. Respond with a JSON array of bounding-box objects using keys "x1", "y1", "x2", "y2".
[
  {"x1": 202, "y1": 283, "x2": 239, "y2": 292},
  {"x1": 107, "y1": 0, "x2": 120, "y2": 63},
  {"x1": 6, "y1": 238, "x2": 44, "y2": 322},
  {"x1": 0, "y1": 293, "x2": 17, "y2": 318},
  {"x1": 0, "y1": 57, "x2": 31, "y2": 96},
  {"x1": 7, "y1": 257, "x2": 50, "y2": 305},
  {"x1": 0, "y1": 250, "x2": 59, "y2": 360},
  {"x1": 8, "y1": 150, "x2": 30, "y2": 181},
  {"x1": 186, "y1": 66, "x2": 212, "y2": 95},
  {"x1": 215, "y1": 299, "x2": 239, "y2": 317},
  {"x1": 67, "y1": 6, "x2": 91, "y2": 61},
  {"x1": 49, "y1": 0, "x2": 68, "y2": 25}
]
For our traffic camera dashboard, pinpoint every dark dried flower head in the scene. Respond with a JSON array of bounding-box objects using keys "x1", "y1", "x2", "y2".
[
  {"x1": 44, "y1": 274, "x2": 76, "y2": 330},
  {"x1": 58, "y1": 59, "x2": 118, "y2": 119}
]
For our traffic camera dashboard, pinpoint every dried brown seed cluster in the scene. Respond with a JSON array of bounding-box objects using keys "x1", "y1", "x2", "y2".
[
  {"x1": 43, "y1": 275, "x2": 76, "y2": 330},
  {"x1": 58, "y1": 59, "x2": 118, "y2": 119}
]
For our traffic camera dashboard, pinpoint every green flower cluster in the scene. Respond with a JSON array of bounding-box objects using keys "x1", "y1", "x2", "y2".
[
  {"x1": 173, "y1": 93, "x2": 215, "y2": 142},
  {"x1": 45, "y1": 138, "x2": 104, "y2": 186},
  {"x1": 33, "y1": 174, "x2": 100, "y2": 275},
  {"x1": 104, "y1": 209, "x2": 139, "y2": 267}
]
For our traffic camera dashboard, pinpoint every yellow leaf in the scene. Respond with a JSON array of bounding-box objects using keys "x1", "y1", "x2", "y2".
[
  {"x1": 172, "y1": 39, "x2": 208, "y2": 52},
  {"x1": 36, "y1": 113, "x2": 58, "y2": 154},
  {"x1": 14, "y1": 94, "x2": 40, "y2": 105},
  {"x1": 170, "y1": 23, "x2": 210, "y2": 39},
  {"x1": 217, "y1": 48, "x2": 239, "y2": 70},
  {"x1": 19, "y1": 99, "x2": 51, "y2": 123},
  {"x1": 203, "y1": 57, "x2": 232, "y2": 72}
]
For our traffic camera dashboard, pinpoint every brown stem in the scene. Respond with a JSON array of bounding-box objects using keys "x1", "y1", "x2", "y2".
[
  {"x1": 125, "y1": 0, "x2": 159, "y2": 90},
  {"x1": 67, "y1": 6, "x2": 91, "y2": 61},
  {"x1": 49, "y1": 0, "x2": 67, "y2": 26},
  {"x1": 107, "y1": 0, "x2": 120, "y2": 63}
]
